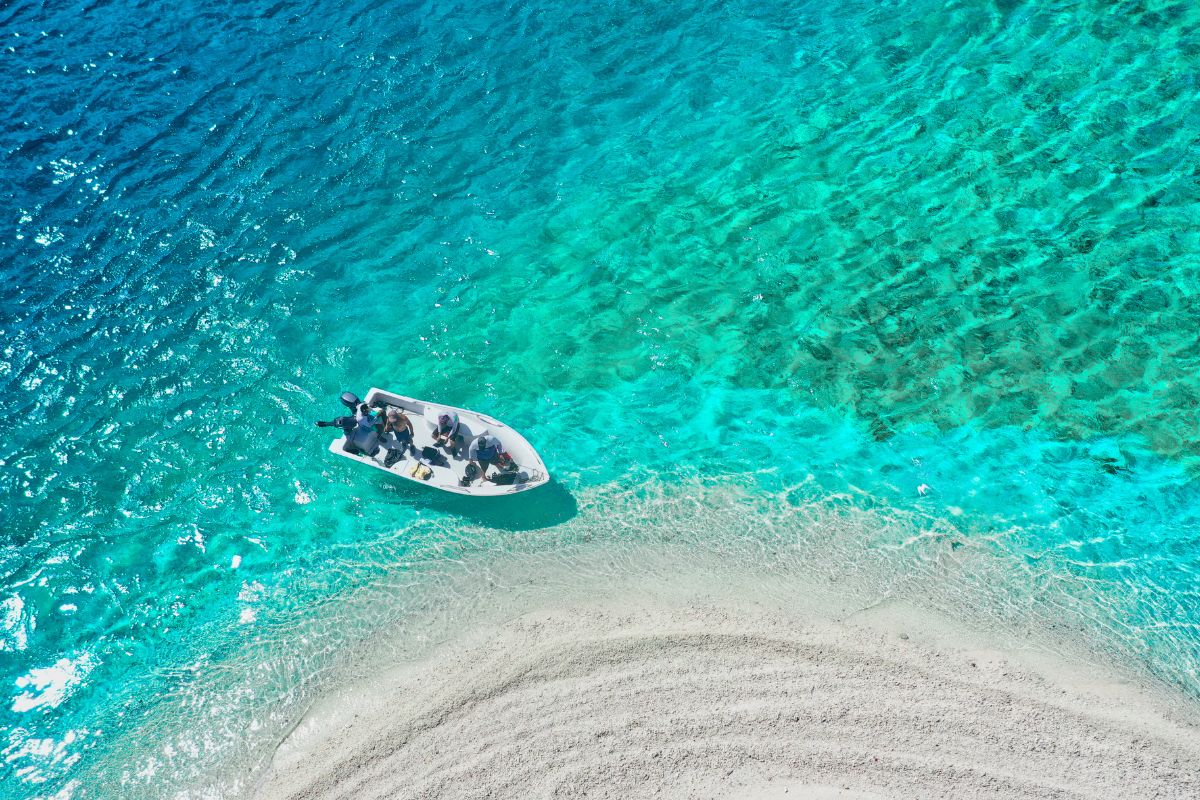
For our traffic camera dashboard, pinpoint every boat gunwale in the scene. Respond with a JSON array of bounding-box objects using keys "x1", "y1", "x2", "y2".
[{"x1": 324, "y1": 388, "x2": 549, "y2": 497}]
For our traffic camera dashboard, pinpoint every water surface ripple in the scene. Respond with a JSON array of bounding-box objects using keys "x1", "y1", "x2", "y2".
[{"x1": 1, "y1": 0, "x2": 1199, "y2": 797}]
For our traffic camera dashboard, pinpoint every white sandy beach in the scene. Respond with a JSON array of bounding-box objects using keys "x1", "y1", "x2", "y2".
[{"x1": 251, "y1": 552, "x2": 1200, "y2": 800}]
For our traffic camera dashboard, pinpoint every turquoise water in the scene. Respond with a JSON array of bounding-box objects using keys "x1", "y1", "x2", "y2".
[{"x1": 3, "y1": 0, "x2": 1200, "y2": 796}]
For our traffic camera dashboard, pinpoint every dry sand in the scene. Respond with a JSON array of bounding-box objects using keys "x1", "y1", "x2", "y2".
[{"x1": 251, "y1": 571, "x2": 1200, "y2": 800}]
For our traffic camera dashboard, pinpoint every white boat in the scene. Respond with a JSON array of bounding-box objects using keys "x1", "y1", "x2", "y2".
[{"x1": 325, "y1": 387, "x2": 550, "y2": 496}]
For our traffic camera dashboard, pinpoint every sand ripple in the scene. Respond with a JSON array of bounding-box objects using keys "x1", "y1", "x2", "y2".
[{"x1": 256, "y1": 597, "x2": 1200, "y2": 800}]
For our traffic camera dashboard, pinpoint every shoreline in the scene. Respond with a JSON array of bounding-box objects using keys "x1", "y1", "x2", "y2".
[{"x1": 250, "y1": 551, "x2": 1200, "y2": 800}]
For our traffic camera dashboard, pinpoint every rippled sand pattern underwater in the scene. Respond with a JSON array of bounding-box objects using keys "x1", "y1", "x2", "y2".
[
  {"x1": 5, "y1": 0, "x2": 1200, "y2": 467},
  {"x1": 488, "y1": 0, "x2": 1200, "y2": 456},
  {"x1": 1, "y1": 0, "x2": 1200, "y2": 797}
]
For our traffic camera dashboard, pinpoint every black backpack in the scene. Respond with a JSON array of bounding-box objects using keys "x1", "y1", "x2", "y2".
[{"x1": 489, "y1": 471, "x2": 524, "y2": 486}]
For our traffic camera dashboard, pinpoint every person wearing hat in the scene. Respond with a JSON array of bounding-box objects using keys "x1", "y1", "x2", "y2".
[{"x1": 466, "y1": 430, "x2": 509, "y2": 485}]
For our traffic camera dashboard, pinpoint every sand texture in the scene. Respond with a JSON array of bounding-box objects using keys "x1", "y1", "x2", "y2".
[{"x1": 253, "y1": 594, "x2": 1200, "y2": 800}]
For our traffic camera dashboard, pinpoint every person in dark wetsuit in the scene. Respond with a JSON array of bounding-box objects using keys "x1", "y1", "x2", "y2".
[{"x1": 316, "y1": 395, "x2": 381, "y2": 456}]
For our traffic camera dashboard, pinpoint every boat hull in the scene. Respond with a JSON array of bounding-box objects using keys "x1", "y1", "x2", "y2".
[{"x1": 325, "y1": 388, "x2": 549, "y2": 496}]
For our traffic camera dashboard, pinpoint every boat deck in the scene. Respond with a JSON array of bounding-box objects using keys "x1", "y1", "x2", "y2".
[{"x1": 326, "y1": 389, "x2": 548, "y2": 496}]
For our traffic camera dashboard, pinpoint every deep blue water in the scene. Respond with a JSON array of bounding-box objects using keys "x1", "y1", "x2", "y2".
[{"x1": 2, "y1": 0, "x2": 1199, "y2": 797}]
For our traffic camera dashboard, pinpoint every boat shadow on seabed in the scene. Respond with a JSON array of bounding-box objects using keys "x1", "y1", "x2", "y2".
[{"x1": 373, "y1": 473, "x2": 579, "y2": 531}]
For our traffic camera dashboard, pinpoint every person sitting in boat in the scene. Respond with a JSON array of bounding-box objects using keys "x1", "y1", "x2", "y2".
[
  {"x1": 467, "y1": 430, "x2": 513, "y2": 484},
  {"x1": 433, "y1": 412, "x2": 467, "y2": 458},
  {"x1": 380, "y1": 407, "x2": 416, "y2": 467}
]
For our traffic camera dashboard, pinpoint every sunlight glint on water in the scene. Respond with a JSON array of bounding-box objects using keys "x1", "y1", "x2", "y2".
[{"x1": 1, "y1": 0, "x2": 1199, "y2": 797}]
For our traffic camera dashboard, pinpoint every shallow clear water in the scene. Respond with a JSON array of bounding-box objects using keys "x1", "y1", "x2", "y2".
[{"x1": 2, "y1": 0, "x2": 1199, "y2": 796}]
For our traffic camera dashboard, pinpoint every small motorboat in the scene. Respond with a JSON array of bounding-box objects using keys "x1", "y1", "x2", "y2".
[{"x1": 323, "y1": 388, "x2": 549, "y2": 496}]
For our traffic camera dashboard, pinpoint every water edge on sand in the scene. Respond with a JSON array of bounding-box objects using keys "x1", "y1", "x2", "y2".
[{"x1": 251, "y1": 544, "x2": 1200, "y2": 800}]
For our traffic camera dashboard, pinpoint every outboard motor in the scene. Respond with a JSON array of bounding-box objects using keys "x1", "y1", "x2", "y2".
[{"x1": 340, "y1": 391, "x2": 361, "y2": 412}]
